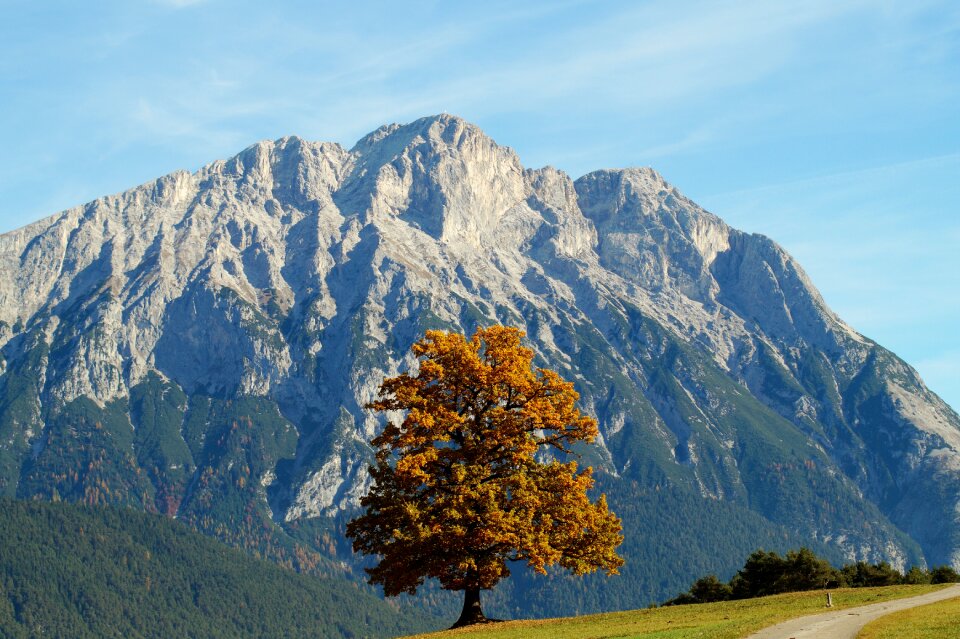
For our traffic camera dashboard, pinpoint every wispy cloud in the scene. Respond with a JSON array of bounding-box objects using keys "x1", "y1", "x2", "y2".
[
  {"x1": 49, "y1": 0, "x2": 940, "y2": 179},
  {"x1": 102, "y1": 0, "x2": 873, "y2": 157},
  {"x1": 702, "y1": 153, "x2": 960, "y2": 202},
  {"x1": 421, "y1": 0, "x2": 869, "y2": 112}
]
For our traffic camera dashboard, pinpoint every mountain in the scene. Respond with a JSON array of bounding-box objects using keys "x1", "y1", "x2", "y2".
[
  {"x1": 0, "y1": 498, "x2": 437, "y2": 638},
  {"x1": 0, "y1": 114, "x2": 957, "y2": 615}
]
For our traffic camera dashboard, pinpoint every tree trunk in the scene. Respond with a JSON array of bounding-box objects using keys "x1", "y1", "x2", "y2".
[{"x1": 450, "y1": 588, "x2": 487, "y2": 628}]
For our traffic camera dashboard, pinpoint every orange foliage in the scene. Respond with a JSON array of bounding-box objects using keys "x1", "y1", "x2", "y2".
[{"x1": 347, "y1": 326, "x2": 624, "y2": 598}]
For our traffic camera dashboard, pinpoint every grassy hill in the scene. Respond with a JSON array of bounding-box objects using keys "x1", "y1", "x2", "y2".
[
  {"x1": 0, "y1": 498, "x2": 441, "y2": 638},
  {"x1": 402, "y1": 585, "x2": 948, "y2": 639}
]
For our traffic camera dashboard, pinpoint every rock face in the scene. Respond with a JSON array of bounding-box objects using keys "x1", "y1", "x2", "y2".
[{"x1": 1, "y1": 115, "x2": 958, "y2": 612}]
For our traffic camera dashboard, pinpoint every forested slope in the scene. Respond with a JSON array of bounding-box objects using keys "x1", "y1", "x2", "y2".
[{"x1": 0, "y1": 499, "x2": 438, "y2": 638}]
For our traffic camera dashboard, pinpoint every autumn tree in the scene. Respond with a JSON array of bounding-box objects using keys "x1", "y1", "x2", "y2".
[{"x1": 346, "y1": 326, "x2": 623, "y2": 627}]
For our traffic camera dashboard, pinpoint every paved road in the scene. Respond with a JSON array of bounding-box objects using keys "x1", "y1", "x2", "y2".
[{"x1": 744, "y1": 584, "x2": 960, "y2": 639}]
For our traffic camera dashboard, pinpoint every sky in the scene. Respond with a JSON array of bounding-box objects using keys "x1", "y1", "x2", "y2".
[{"x1": 1, "y1": 0, "x2": 958, "y2": 409}]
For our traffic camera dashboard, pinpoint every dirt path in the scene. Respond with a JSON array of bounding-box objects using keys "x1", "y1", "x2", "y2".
[{"x1": 744, "y1": 584, "x2": 960, "y2": 639}]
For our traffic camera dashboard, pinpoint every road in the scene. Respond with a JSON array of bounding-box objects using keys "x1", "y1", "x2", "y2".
[{"x1": 744, "y1": 583, "x2": 960, "y2": 639}]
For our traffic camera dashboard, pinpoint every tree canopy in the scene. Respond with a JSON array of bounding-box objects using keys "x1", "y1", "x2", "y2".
[{"x1": 346, "y1": 326, "x2": 623, "y2": 626}]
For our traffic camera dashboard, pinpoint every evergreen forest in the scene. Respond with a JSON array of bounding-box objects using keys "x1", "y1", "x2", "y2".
[{"x1": 0, "y1": 498, "x2": 439, "y2": 638}]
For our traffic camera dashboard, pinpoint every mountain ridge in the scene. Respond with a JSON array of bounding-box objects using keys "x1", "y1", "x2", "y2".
[{"x1": 0, "y1": 114, "x2": 957, "y2": 614}]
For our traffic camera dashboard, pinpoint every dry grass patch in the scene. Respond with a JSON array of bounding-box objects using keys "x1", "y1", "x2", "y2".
[{"x1": 403, "y1": 585, "x2": 948, "y2": 639}]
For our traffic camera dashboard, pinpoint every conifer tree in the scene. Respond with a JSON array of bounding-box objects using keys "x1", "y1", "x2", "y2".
[{"x1": 347, "y1": 326, "x2": 623, "y2": 627}]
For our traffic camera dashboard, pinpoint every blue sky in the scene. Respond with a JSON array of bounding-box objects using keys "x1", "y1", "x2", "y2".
[{"x1": 1, "y1": 0, "x2": 958, "y2": 409}]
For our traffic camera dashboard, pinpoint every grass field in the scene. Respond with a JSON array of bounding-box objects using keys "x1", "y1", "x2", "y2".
[
  {"x1": 857, "y1": 593, "x2": 960, "y2": 639},
  {"x1": 403, "y1": 585, "x2": 948, "y2": 639}
]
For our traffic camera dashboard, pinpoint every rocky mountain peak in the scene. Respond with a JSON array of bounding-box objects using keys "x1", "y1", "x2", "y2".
[
  {"x1": 351, "y1": 114, "x2": 485, "y2": 155},
  {"x1": 343, "y1": 114, "x2": 529, "y2": 249}
]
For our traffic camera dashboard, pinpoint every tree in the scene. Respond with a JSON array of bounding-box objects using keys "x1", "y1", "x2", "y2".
[
  {"x1": 930, "y1": 565, "x2": 960, "y2": 584},
  {"x1": 732, "y1": 550, "x2": 788, "y2": 599},
  {"x1": 903, "y1": 566, "x2": 931, "y2": 585},
  {"x1": 777, "y1": 548, "x2": 840, "y2": 592},
  {"x1": 840, "y1": 560, "x2": 902, "y2": 587},
  {"x1": 665, "y1": 574, "x2": 732, "y2": 606},
  {"x1": 346, "y1": 326, "x2": 624, "y2": 627}
]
